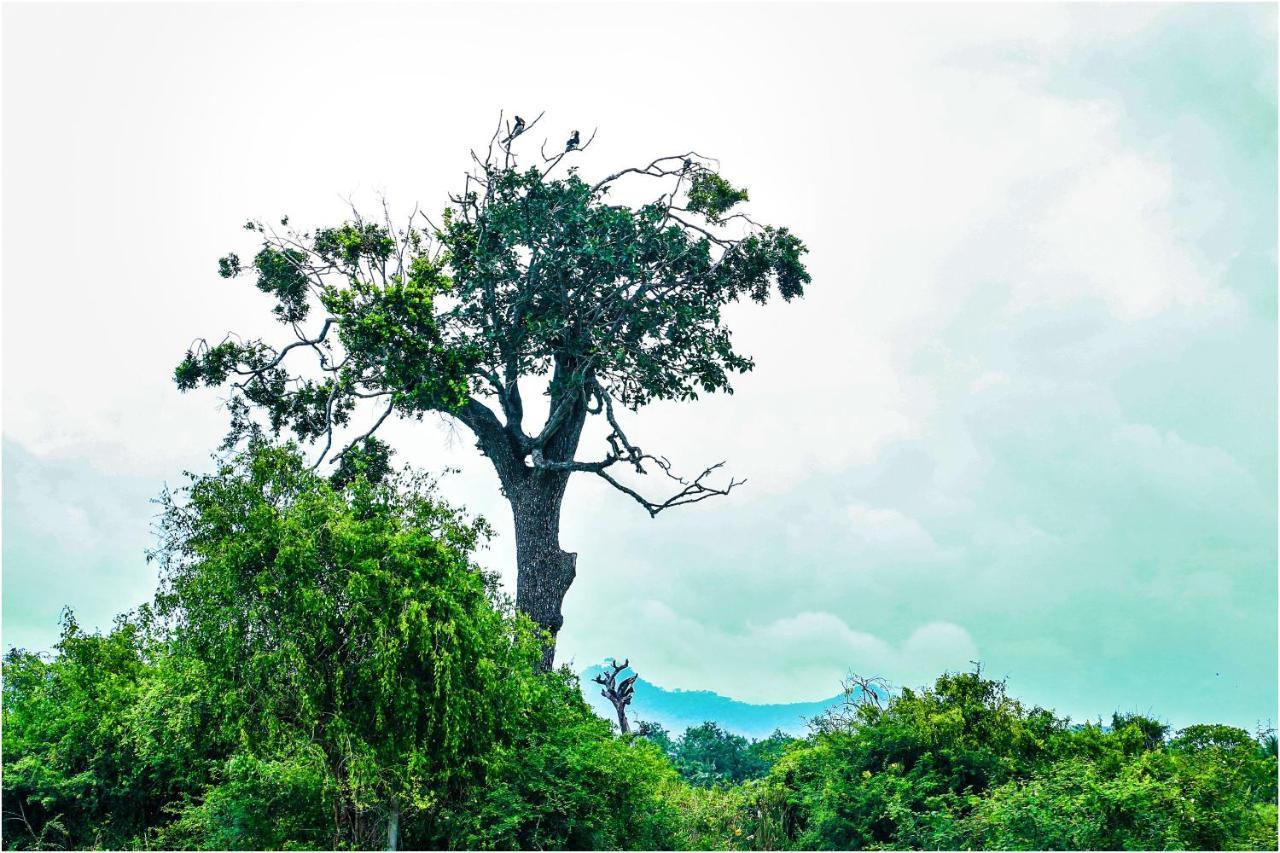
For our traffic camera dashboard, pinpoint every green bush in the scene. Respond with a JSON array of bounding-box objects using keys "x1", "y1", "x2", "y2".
[
  {"x1": 1, "y1": 613, "x2": 225, "y2": 850},
  {"x1": 156, "y1": 750, "x2": 333, "y2": 851},
  {"x1": 958, "y1": 744, "x2": 1278, "y2": 850},
  {"x1": 749, "y1": 671, "x2": 1278, "y2": 851},
  {"x1": 429, "y1": 676, "x2": 680, "y2": 850},
  {"x1": 3, "y1": 444, "x2": 1276, "y2": 851},
  {"x1": 1, "y1": 443, "x2": 677, "y2": 850}
]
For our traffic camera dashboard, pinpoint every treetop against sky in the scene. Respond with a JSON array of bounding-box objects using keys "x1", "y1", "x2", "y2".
[{"x1": 2, "y1": 3, "x2": 1275, "y2": 729}]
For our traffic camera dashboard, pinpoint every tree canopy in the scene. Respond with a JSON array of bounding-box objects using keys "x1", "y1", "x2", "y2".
[
  {"x1": 173, "y1": 116, "x2": 814, "y2": 667},
  {"x1": 175, "y1": 115, "x2": 810, "y2": 515}
]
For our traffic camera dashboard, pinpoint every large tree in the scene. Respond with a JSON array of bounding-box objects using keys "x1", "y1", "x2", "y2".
[{"x1": 176, "y1": 114, "x2": 811, "y2": 667}]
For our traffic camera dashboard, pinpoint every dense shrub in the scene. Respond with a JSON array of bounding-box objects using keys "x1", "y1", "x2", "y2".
[
  {"x1": 3, "y1": 443, "x2": 1276, "y2": 850},
  {"x1": 1, "y1": 616, "x2": 212, "y2": 850},
  {"x1": 2, "y1": 443, "x2": 674, "y2": 851},
  {"x1": 689, "y1": 672, "x2": 1278, "y2": 851},
  {"x1": 428, "y1": 675, "x2": 680, "y2": 850}
]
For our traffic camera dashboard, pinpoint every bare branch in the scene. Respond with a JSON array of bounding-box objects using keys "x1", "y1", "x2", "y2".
[
  {"x1": 809, "y1": 673, "x2": 894, "y2": 735},
  {"x1": 596, "y1": 457, "x2": 744, "y2": 518},
  {"x1": 330, "y1": 400, "x2": 395, "y2": 464},
  {"x1": 310, "y1": 378, "x2": 345, "y2": 470},
  {"x1": 590, "y1": 151, "x2": 717, "y2": 194},
  {"x1": 228, "y1": 318, "x2": 336, "y2": 378}
]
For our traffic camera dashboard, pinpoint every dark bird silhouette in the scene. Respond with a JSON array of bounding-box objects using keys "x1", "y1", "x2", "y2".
[
  {"x1": 565, "y1": 130, "x2": 580, "y2": 152},
  {"x1": 683, "y1": 158, "x2": 693, "y2": 173},
  {"x1": 504, "y1": 115, "x2": 525, "y2": 143}
]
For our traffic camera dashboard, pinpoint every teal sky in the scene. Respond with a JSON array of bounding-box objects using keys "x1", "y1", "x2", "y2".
[{"x1": 3, "y1": 4, "x2": 1275, "y2": 731}]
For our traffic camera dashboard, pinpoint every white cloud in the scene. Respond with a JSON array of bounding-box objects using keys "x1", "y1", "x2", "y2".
[
  {"x1": 847, "y1": 504, "x2": 939, "y2": 553},
  {"x1": 566, "y1": 601, "x2": 979, "y2": 704},
  {"x1": 970, "y1": 371, "x2": 1010, "y2": 394},
  {"x1": 1108, "y1": 423, "x2": 1260, "y2": 506},
  {"x1": 1019, "y1": 151, "x2": 1234, "y2": 320}
]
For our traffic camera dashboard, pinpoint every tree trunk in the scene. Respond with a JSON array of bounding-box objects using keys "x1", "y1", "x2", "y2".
[
  {"x1": 386, "y1": 799, "x2": 399, "y2": 851},
  {"x1": 459, "y1": 393, "x2": 585, "y2": 671},
  {"x1": 511, "y1": 472, "x2": 576, "y2": 670}
]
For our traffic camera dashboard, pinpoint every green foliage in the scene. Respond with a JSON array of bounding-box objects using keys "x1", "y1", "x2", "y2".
[
  {"x1": 716, "y1": 671, "x2": 1279, "y2": 851},
  {"x1": 318, "y1": 270, "x2": 476, "y2": 414},
  {"x1": 313, "y1": 223, "x2": 396, "y2": 267},
  {"x1": 638, "y1": 722, "x2": 795, "y2": 789},
  {"x1": 637, "y1": 720, "x2": 677, "y2": 755},
  {"x1": 174, "y1": 342, "x2": 358, "y2": 445},
  {"x1": 664, "y1": 782, "x2": 782, "y2": 850},
  {"x1": 958, "y1": 747, "x2": 1278, "y2": 851},
  {"x1": 685, "y1": 171, "x2": 749, "y2": 222},
  {"x1": 156, "y1": 750, "x2": 334, "y2": 851},
  {"x1": 174, "y1": 340, "x2": 251, "y2": 391},
  {"x1": 6, "y1": 630, "x2": 1276, "y2": 851},
  {"x1": 177, "y1": 142, "x2": 811, "y2": 459},
  {"x1": 433, "y1": 166, "x2": 809, "y2": 408},
  {"x1": 2, "y1": 442, "x2": 693, "y2": 851},
  {"x1": 1112, "y1": 712, "x2": 1171, "y2": 751},
  {"x1": 671, "y1": 723, "x2": 791, "y2": 787},
  {"x1": 747, "y1": 730, "x2": 797, "y2": 772},
  {"x1": 217, "y1": 253, "x2": 241, "y2": 278},
  {"x1": 673, "y1": 722, "x2": 754, "y2": 786},
  {"x1": 3, "y1": 448, "x2": 1275, "y2": 851},
  {"x1": 429, "y1": 674, "x2": 680, "y2": 850},
  {"x1": 252, "y1": 247, "x2": 312, "y2": 323},
  {"x1": 328, "y1": 436, "x2": 395, "y2": 488},
  {"x1": 758, "y1": 670, "x2": 1065, "y2": 848},
  {"x1": 1, "y1": 612, "x2": 228, "y2": 850},
  {"x1": 149, "y1": 440, "x2": 541, "y2": 846}
]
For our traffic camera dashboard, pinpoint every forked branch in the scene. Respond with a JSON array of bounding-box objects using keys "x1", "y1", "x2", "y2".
[{"x1": 596, "y1": 457, "x2": 744, "y2": 518}]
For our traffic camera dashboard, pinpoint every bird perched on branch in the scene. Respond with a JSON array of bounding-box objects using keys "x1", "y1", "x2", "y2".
[
  {"x1": 504, "y1": 115, "x2": 525, "y2": 143},
  {"x1": 565, "y1": 130, "x2": 580, "y2": 152}
]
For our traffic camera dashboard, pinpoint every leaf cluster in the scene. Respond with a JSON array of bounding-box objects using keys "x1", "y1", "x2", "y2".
[{"x1": 175, "y1": 137, "x2": 811, "y2": 500}]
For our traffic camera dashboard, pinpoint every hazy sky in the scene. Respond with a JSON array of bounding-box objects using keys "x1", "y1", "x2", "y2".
[{"x1": 3, "y1": 3, "x2": 1275, "y2": 730}]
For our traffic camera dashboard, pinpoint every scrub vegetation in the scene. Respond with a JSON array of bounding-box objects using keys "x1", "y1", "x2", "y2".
[
  {"x1": 3, "y1": 443, "x2": 1275, "y2": 850},
  {"x1": 3, "y1": 121, "x2": 1274, "y2": 850}
]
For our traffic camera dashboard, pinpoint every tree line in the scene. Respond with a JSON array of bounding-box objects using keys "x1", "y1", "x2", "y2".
[{"x1": 3, "y1": 442, "x2": 1276, "y2": 850}]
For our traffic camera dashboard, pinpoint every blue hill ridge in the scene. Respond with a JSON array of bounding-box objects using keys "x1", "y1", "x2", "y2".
[{"x1": 580, "y1": 665, "x2": 844, "y2": 739}]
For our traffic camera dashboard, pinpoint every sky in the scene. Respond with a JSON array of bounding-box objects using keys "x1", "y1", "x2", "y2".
[{"x1": 2, "y1": 2, "x2": 1276, "y2": 731}]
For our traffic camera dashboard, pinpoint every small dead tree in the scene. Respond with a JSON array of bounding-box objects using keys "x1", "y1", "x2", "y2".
[
  {"x1": 810, "y1": 672, "x2": 892, "y2": 734},
  {"x1": 593, "y1": 658, "x2": 638, "y2": 734},
  {"x1": 846, "y1": 672, "x2": 892, "y2": 711}
]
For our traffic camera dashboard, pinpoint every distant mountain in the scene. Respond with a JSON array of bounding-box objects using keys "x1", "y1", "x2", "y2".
[{"x1": 580, "y1": 665, "x2": 844, "y2": 739}]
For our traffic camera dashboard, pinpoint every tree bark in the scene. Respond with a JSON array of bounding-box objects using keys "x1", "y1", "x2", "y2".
[
  {"x1": 458, "y1": 392, "x2": 586, "y2": 671},
  {"x1": 511, "y1": 472, "x2": 576, "y2": 670},
  {"x1": 386, "y1": 800, "x2": 400, "y2": 852}
]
